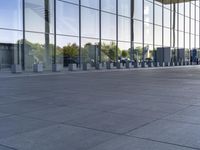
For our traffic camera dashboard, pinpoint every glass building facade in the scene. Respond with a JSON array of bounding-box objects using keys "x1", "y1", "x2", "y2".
[{"x1": 0, "y1": 0, "x2": 200, "y2": 71}]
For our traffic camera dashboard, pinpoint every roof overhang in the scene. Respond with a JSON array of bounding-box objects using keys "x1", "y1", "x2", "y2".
[{"x1": 155, "y1": 0, "x2": 196, "y2": 4}]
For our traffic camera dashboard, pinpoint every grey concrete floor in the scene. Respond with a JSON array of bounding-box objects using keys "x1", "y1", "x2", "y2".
[{"x1": 0, "y1": 66, "x2": 200, "y2": 150}]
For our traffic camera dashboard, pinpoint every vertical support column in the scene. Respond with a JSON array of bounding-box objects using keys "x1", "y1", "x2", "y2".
[
  {"x1": 162, "y1": 0, "x2": 164, "y2": 48},
  {"x1": 22, "y1": 0, "x2": 25, "y2": 70},
  {"x1": 173, "y1": 3, "x2": 176, "y2": 49},
  {"x1": 116, "y1": 0, "x2": 119, "y2": 63},
  {"x1": 189, "y1": 1, "x2": 191, "y2": 49},
  {"x1": 44, "y1": 0, "x2": 50, "y2": 69},
  {"x1": 153, "y1": 0, "x2": 155, "y2": 51},
  {"x1": 170, "y1": 2, "x2": 172, "y2": 49},
  {"x1": 177, "y1": 2, "x2": 179, "y2": 49},
  {"x1": 194, "y1": 1, "x2": 196, "y2": 48},
  {"x1": 142, "y1": 0, "x2": 145, "y2": 63},
  {"x1": 131, "y1": 0, "x2": 134, "y2": 61},
  {"x1": 53, "y1": 0, "x2": 56, "y2": 65},
  {"x1": 79, "y1": 0, "x2": 81, "y2": 67},
  {"x1": 184, "y1": 0, "x2": 185, "y2": 50},
  {"x1": 99, "y1": 0, "x2": 101, "y2": 63}
]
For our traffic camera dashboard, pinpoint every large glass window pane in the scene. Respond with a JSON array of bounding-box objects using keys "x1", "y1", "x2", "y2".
[
  {"x1": 101, "y1": 0, "x2": 116, "y2": 13},
  {"x1": 25, "y1": 32, "x2": 54, "y2": 71},
  {"x1": 57, "y1": 2, "x2": 79, "y2": 36},
  {"x1": 185, "y1": 2, "x2": 190, "y2": 17},
  {"x1": 118, "y1": 42, "x2": 131, "y2": 61},
  {"x1": 118, "y1": 0, "x2": 131, "y2": 17},
  {"x1": 81, "y1": 7, "x2": 99, "y2": 38},
  {"x1": 101, "y1": 12, "x2": 116, "y2": 40},
  {"x1": 191, "y1": 4, "x2": 195, "y2": 19},
  {"x1": 56, "y1": 36, "x2": 79, "y2": 67},
  {"x1": 196, "y1": 36, "x2": 199, "y2": 48},
  {"x1": 81, "y1": 38, "x2": 99, "y2": 65},
  {"x1": 191, "y1": 34, "x2": 195, "y2": 48},
  {"x1": 164, "y1": 8, "x2": 170, "y2": 28},
  {"x1": 196, "y1": 7, "x2": 199, "y2": 21},
  {"x1": 185, "y1": 17, "x2": 189, "y2": 33},
  {"x1": 0, "y1": 30, "x2": 23, "y2": 70},
  {"x1": 179, "y1": 3, "x2": 184, "y2": 15},
  {"x1": 179, "y1": 31, "x2": 184, "y2": 48},
  {"x1": 179, "y1": 15, "x2": 184, "y2": 31},
  {"x1": 185, "y1": 33, "x2": 190, "y2": 49},
  {"x1": 101, "y1": 40, "x2": 117, "y2": 62},
  {"x1": 81, "y1": 0, "x2": 99, "y2": 9},
  {"x1": 155, "y1": 4, "x2": 162, "y2": 26},
  {"x1": 134, "y1": 20, "x2": 142, "y2": 43},
  {"x1": 144, "y1": 0, "x2": 153, "y2": 23},
  {"x1": 144, "y1": 23, "x2": 153, "y2": 45},
  {"x1": 196, "y1": 21, "x2": 199, "y2": 36},
  {"x1": 25, "y1": 0, "x2": 54, "y2": 33},
  {"x1": 164, "y1": 28, "x2": 170, "y2": 47},
  {"x1": 155, "y1": 25, "x2": 162, "y2": 46},
  {"x1": 118, "y1": 17, "x2": 130, "y2": 42},
  {"x1": 0, "y1": 0, "x2": 22, "y2": 30},
  {"x1": 134, "y1": 43, "x2": 143, "y2": 62},
  {"x1": 191, "y1": 19, "x2": 195, "y2": 34},
  {"x1": 134, "y1": 0, "x2": 143, "y2": 20}
]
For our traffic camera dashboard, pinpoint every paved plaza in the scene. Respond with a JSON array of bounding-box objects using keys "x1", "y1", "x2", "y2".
[{"x1": 0, "y1": 67, "x2": 200, "y2": 150}]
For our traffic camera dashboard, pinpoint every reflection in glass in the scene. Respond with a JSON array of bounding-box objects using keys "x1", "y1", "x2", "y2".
[
  {"x1": 101, "y1": 0, "x2": 116, "y2": 13},
  {"x1": 134, "y1": 0, "x2": 143, "y2": 20},
  {"x1": 57, "y1": 1, "x2": 79, "y2": 36},
  {"x1": 134, "y1": 20, "x2": 142, "y2": 43},
  {"x1": 81, "y1": 7, "x2": 99, "y2": 38},
  {"x1": 0, "y1": 0, "x2": 22, "y2": 30},
  {"x1": 118, "y1": 42, "x2": 131, "y2": 62},
  {"x1": 155, "y1": 25, "x2": 162, "y2": 46},
  {"x1": 164, "y1": 28, "x2": 170, "y2": 47},
  {"x1": 144, "y1": 23, "x2": 153, "y2": 45},
  {"x1": 134, "y1": 43, "x2": 143, "y2": 62},
  {"x1": 101, "y1": 12, "x2": 116, "y2": 40},
  {"x1": 155, "y1": 4, "x2": 162, "y2": 26},
  {"x1": 25, "y1": 0, "x2": 54, "y2": 33},
  {"x1": 0, "y1": 30, "x2": 23, "y2": 70},
  {"x1": 118, "y1": 16, "x2": 130, "y2": 42},
  {"x1": 81, "y1": 38, "x2": 99, "y2": 65},
  {"x1": 81, "y1": 0, "x2": 99, "y2": 9},
  {"x1": 57, "y1": 36, "x2": 79, "y2": 67},
  {"x1": 144, "y1": 0, "x2": 153, "y2": 23},
  {"x1": 25, "y1": 32, "x2": 54, "y2": 71},
  {"x1": 118, "y1": 0, "x2": 130, "y2": 17},
  {"x1": 101, "y1": 40, "x2": 117, "y2": 63}
]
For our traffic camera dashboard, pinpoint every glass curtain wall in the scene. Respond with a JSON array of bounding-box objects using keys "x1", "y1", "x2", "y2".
[{"x1": 1, "y1": 0, "x2": 200, "y2": 72}]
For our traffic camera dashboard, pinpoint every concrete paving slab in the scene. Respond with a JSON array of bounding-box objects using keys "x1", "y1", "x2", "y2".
[
  {"x1": 110, "y1": 107, "x2": 170, "y2": 119},
  {"x1": 89, "y1": 136, "x2": 194, "y2": 150},
  {"x1": 0, "y1": 100, "x2": 55, "y2": 115},
  {"x1": 0, "y1": 116, "x2": 55, "y2": 139},
  {"x1": 164, "y1": 106, "x2": 200, "y2": 124},
  {"x1": 67, "y1": 112, "x2": 155, "y2": 134},
  {"x1": 0, "y1": 124, "x2": 115, "y2": 150},
  {"x1": 21, "y1": 106, "x2": 101, "y2": 123},
  {"x1": 128, "y1": 119, "x2": 200, "y2": 149},
  {"x1": 0, "y1": 145, "x2": 16, "y2": 150}
]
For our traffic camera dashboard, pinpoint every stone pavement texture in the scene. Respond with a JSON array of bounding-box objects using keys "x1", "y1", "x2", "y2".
[{"x1": 0, "y1": 66, "x2": 200, "y2": 150}]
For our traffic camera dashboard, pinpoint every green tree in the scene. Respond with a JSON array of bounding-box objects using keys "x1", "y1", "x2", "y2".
[
  {"x1": 63, "y1": 43, "x2": 79, "y2": 58},
  {"x1": 101, "y1": 42, "x2": 121, "y2": 61},
  {"x1": 121, "y1": 50, "x2": 128, "y2": 58}
]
